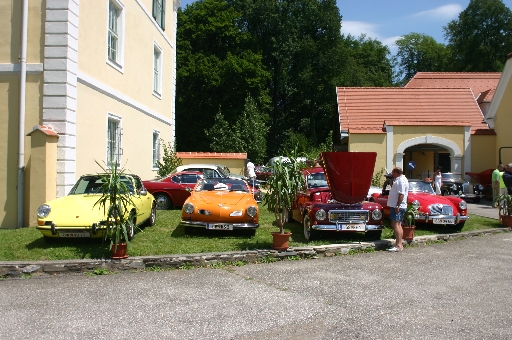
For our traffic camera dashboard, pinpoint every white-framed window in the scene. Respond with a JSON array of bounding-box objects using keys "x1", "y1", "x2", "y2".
[
  {"x1": 107, "y1": 114, "x2": 122, "y2": 166},
  {"x1": 152, "y1": 130, "x2": 160, "y2": 168},
  {"x1": 153, "y1": 43, "x2": 163, "y2": 96},
  {"x1": 107, "y1": 0, "x2": 125, "y2": 72},
  {"x1": 152, "y1": 0, "x2": 166, "y2": 30}
]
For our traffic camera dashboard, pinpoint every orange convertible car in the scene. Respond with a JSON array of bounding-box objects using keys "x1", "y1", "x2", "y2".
[{"x1": 180, "y1": 177, "x2": 259, "y2": 235}]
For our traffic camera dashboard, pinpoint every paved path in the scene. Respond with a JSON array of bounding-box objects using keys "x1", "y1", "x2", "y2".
[
  {"x1": 1, "y1": 232, "x2": 511, "y2": 339},
  {"x1": 467, "y1": 198, "x2": 499, "y2": 220}
]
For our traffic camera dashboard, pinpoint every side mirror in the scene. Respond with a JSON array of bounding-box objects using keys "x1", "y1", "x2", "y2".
[{"x1": 140, "y1": 189, "x2": 147, "y2": 196}]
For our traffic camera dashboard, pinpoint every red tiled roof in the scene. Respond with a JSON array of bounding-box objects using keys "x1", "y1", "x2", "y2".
[
  {"x1": 337, "y1": 87, "x2": 489, "y2": 135},
  {"x1": 476, "y1": 88, "x2": 495, "y2": 103},
  {"x1": 176, "y1": 152, "x2": 247, "y2": 159},
  {"x1": 404, "y1": 72, "x2": 500, "y2": 100},
  {"x1": 26, "y1": 125, "x2": 59, "y2": 137}
]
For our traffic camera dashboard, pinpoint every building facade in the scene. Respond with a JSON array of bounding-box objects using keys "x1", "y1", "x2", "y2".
[{"x1": 0, "y1": 0, "x2": 179, "y2": 228}]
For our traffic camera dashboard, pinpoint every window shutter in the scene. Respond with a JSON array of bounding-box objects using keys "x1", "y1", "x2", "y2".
[{"x1": 161, "y1": 0, "x2": 166, "y2": 30}]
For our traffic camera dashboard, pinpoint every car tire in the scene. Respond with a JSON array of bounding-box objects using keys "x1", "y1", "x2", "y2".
[
  {"x1": 154, "y1": 193, "x2": 172, "y2": 210},
  {"x1": 484, "y1": 185, "x2": 493, "y2": 201},
  {"x1": 365, "y1": 230, "x2": 382, "y2": 240},
  {"x1": 453, "y1": 222, "x2": 465, "y2": 232},
  {"x1": 127, "y1": 214, "x2": 136, "y2": 241},
  {"x1": 303, "y1": 214, "x2": 317, "y2": 241},
  {"x1": 144, "y1": 203, "x2": 157, "y2": 227}
]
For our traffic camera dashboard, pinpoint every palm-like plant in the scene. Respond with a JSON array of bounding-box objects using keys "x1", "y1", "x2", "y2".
[
  {"x1": 94, "y1": 161, "x2": 137, "y2": 252},
  {"x1": 262, "y1": 149, "x2": 306, "y2": 234},
  {"x1": 403, "y1": 204, "x2": 419, "y2": 227}
]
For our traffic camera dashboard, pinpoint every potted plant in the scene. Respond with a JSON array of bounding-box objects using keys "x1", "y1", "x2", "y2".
[
  {"x1": 94, "y1": 161, "x2": 138, "y2": 259},
  {"x1": 262, "y1": 149, "x2": 306, "y2": 250},
  {"x1": 497, "y1": 193, "x2": 512, "y2": 228},
  {"x1": 402, "y1": 203, "x2": 419, "y2": 241}
]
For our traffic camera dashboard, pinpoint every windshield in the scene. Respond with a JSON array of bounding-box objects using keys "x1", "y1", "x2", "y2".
[
  {"x1": 69, "y1": 175, "x2": 134, "y2": 195},
  {"x1": 408, "y1": 181, "x2": 435, "y2": 194},
  {"x1": 306, "y1": 172, "x2": 328, "y2": 189},
  {"x1": 442, "y1": 173, "x2": 461, "y2": 181},
  {"x1": 217, "y1": 165, "x2": 230, "y2": 177},
  {"x1": 196, "y1": 178, "x2": 249, "y2": 192}
]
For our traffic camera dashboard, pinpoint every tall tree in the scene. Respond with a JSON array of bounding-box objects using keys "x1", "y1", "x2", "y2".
[
  {"x1": 444, "y1": 0, "x2": 512, "y2": 71},
  {"x1": 176, "y1": 0, "x2": 270, "y2": 151},
  {"x1": 394, "y1": 33, "x2": 448, "y2": 85},
  {"x1": 337, "y1": 34, "x2": 395, "y2": 87}
]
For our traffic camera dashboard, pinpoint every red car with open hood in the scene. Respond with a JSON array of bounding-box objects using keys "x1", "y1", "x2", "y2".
[{"x1": 291, "y1": 152, "x2": 384, "y2": 240}]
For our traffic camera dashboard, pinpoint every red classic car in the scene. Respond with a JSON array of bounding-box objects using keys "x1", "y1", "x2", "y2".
[
  {"x1": 291, "y1": 152, "x2": 384, "y2": 240},
  {"x1": 143, "y1": 171, "x2": 203, "y2": 209},
  {"x1": 371, "y1": 179, "x2": 469, "y2": 230}
]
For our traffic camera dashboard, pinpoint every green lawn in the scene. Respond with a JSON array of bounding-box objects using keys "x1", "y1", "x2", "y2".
[{"x1": 0, "y1": 207, "x2": 504, "y2": 261}]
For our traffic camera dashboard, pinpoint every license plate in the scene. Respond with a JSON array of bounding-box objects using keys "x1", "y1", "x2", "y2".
[
  {"x1": 337, "y1": 223, "x2": 365, "y2": 231},
  {"x1": 206, "y1": 224, "x2": 233, "y2": 230},
  {"x1": 433, "y1": 218, "x2": 455, "y2": 224},
  {"x1": 59, "y1": 232, "x2": 91, "y2": 238}
]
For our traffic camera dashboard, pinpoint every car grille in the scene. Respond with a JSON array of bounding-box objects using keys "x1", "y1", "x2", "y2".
[
  {"x1": 429, "y1": 204, "x2": 453, "y2": 215},
  {"x1": 329, "y1": 210, "x2": 369, "y2": 223},
  {"x1": 462, "y1": 183, "x2": 470, "y2": 194}
]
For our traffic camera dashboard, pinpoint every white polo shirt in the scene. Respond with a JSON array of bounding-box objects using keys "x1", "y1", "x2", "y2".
[{"x1": 387, "y1": 175, "x2": 409, "y2": 209}]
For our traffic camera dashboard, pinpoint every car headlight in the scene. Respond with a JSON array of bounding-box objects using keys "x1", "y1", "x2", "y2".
[
  {"x1": 315, "y1": 209, "x2": 327, "y2": 221},
  {"x1": 183, "y1": 203, "x2": 194, "y2": 214},
  {"x1": 247, "y1": 206, "x2": 257, "y2": 217},
  {"x1": 411, "y1": 200, "x2": 420, "y2": 209},
  {"x1": 459, "y1": 201, "x2": 467, "y2": 210},
  {"x1": 372, "y1": 209, "x2": 382, "y2": 220},
  {"x1": 37, "y1": 204, "x2": 51, "y2": 218}
]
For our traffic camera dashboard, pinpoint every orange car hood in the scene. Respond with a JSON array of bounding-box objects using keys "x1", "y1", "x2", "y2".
[
  {"x1": 194, "y1": 191, "x2": 250, "y2": 206},
  {"x1": 321, "y1": 152, "x2": 377, "y2": 204}
]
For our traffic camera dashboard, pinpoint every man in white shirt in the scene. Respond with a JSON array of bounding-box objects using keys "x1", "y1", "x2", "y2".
[
  {"x1": 246, "y1": 160, "x2": 256, "y2": 179},
  {"x1": 387, "y1": 167, "x2": 409, "y2": 252}
]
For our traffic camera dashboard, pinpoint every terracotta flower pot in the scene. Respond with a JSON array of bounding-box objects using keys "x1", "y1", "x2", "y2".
[
  {"x1": 500, "y1": 215, "x2": 512, "y2": 228},
  {"x1": 271, "y1": 232, "x2": 292, "y2": 250},
  {"x1": 402, "y1": 226, "x2": 415, "y2": 241},
  {"x1": 111, "y1": 243, "x2": 128, "y2": 259}
]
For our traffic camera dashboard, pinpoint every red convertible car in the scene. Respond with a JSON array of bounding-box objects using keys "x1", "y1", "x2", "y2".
[
  {"x1": 143, "y1": 171, "x2": 203, "y2": 210},
  {"x1": 291, "y1": 152, "x2": 384, "y2": 240},
  {"x1": 371, "y1": 179, "x2": 469, "y2": 230}
]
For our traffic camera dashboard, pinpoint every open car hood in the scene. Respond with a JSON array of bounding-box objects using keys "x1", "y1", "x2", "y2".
[{"x1": 321, "y1": 152, "x2": 377, "y2": 204}]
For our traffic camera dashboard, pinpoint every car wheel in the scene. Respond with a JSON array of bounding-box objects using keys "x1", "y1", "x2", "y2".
[
  {"x1": 472, "y1": 197, "x2": 481, "y2": 203},
  {"x1": 144, "y1": 203, "x2": 157, "y2": 227},
  {"x1": 453, "y1": 222, "x2": 465, "y2": 232},
  {"x1": 303, "y1": 214, "x2": 316, "y2": 241},
  {"x1": 484, "y1": 185, "x2": 493, "y2": 201},
  {"x1": 154, "y1": 193, "x2": 172, "y2": 210},
  {"x1": 365, "y1": 230, "x2": 382, "y2": 240},
  {"x1": 127, "y1": 214, "x2": 136, "y2": 241}
]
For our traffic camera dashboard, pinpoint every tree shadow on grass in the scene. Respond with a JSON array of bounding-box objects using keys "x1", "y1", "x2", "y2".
[{"x1": 25, "y1": 236, "x2": 110, "y2": 259}]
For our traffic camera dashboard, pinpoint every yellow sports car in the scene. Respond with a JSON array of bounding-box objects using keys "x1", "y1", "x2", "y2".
[
  {"x1": 36, "y1": 174, "x2": 156, "y2": 242},
  {"x1": 180, "y1": 177, "x2": 259, "y2": 235}
]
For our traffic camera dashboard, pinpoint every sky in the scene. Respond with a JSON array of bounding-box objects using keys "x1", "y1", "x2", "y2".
[{"x1": 178, "y1": 0, "x2": 512, "y2": 54}]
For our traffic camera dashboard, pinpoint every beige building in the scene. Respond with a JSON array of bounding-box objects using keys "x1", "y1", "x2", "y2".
[
  {"x1": 1, "y1": 0, "x2": 179, "y2": 228},
  {"x1": 335, "y1": 72, "x2": 503, "y2": 181}
]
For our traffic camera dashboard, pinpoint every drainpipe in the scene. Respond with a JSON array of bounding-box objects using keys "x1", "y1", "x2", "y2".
[{"x1": 18, "y1": 0, "x2": 28, "y2": 228}]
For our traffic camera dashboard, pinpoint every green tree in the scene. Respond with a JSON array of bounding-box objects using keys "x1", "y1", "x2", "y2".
[
  {"x1": 155, "y1": 140, "x2": 182, "y2": 178},
  {"x1": 337, "y1": 34, "x2": 396, "y2": 87},
  {"x1": 444, "y1": 0, "x2": 512, "y2": 71},
  {"x1": 206, "y1": 96, "x2": 269, "y2": 164},
  {"x1": 176, "y1": 0, "x2": 270, "y2": 152},
  {"x1": 395, "y1": 33, "x2": 448, "y2": 85}
]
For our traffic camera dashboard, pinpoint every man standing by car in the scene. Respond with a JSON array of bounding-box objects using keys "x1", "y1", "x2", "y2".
[
  {"x1": 503, "y1": 164, "x2": 512, "y2": 195},
  {"x1": 387, "y1": 167, "x2": 409, "y2": 252},
  {"x1": 492, "y1": 164, "x2": 504, "y2": 207}
]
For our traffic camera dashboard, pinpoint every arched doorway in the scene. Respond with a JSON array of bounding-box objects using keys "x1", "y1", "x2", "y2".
[{"x1": 394, "y1": 135, "x2": 463, "y2": 179}]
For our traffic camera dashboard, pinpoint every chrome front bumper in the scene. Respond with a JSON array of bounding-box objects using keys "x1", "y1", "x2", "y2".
[
  {"x1": 415, "y1": 214, "x2": 469, "y2": 224},
  {"x1": 311, "y1": 224, "x2": 384, "y2": 231},
  {"x1": 180, "y1": 221, "x2": 259, "y2": 229}
]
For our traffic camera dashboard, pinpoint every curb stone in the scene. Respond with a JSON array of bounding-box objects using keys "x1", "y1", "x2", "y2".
[{"x1": 0, "y1": 228, "x2": 509, "y2": 280}]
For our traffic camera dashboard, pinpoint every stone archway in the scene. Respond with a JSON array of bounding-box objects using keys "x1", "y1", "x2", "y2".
[{"x1": 394, "y1": 135, "x2": 463, "y2": 173}]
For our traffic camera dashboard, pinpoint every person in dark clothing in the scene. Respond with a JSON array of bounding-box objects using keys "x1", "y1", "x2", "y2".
[{"x1": 503, "y1": 164, "x2": 512, "y2": 195}]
